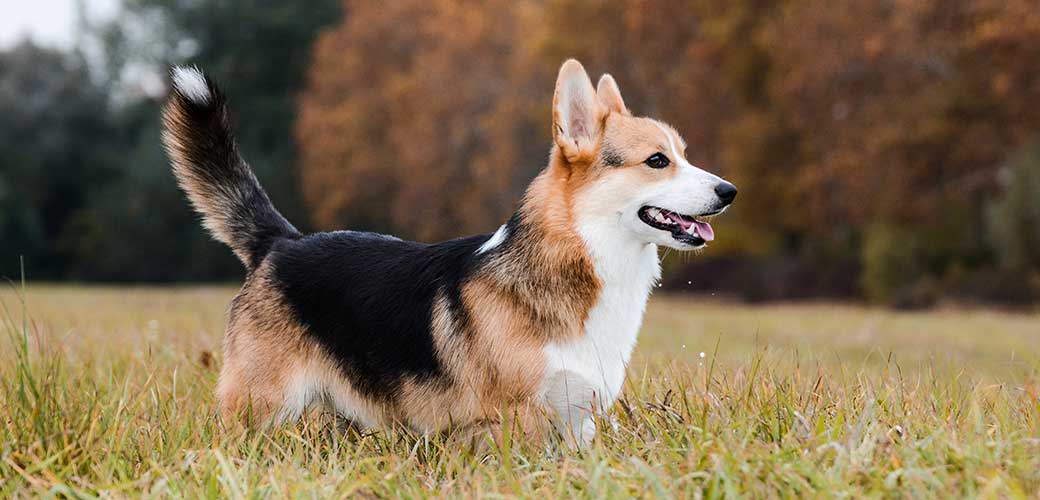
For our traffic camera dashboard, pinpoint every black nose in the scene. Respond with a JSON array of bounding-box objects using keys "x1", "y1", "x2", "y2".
[{"x1": 714, "y1": 181, "x2": 738, "y2": 203}]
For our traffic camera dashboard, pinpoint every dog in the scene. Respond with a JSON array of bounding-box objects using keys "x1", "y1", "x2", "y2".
[{"x1": 162, "y1": 59, "x2": 736, "y2": 447}]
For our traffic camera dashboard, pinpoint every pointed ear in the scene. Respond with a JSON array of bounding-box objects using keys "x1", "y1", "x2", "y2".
[
  {"x1": 596, "y1": 74, "x2": 628, "y2": 115},
  {"x1": 552, "y1": 59, "x2": 605, "y2": 162}
]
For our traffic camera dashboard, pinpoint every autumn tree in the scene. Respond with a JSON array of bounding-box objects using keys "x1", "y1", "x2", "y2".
[
  {"x1": 298, "y1": 0, "x2": 763, "y2": 240},
  {"x1": 297, "y1": 0, "x2": 1040, "y2": 302},
  {"x1": 763, "y1": 0, "x2": 1040, "y2": 301}
]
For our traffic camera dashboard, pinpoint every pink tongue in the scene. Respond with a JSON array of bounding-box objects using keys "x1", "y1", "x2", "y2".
[
  {"x1": 668, "y1": 213, "x2": 715, "y2": 242},
  {"x1": 672, "y1": 215, "x2": 693, "y2": 230},
  {"x1": 692, "y1": 220, "x2": 714, "y2": 241}
]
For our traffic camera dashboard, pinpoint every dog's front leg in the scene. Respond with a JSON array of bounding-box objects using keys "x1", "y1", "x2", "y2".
[{"x1": 540, "y1": 370, "x2": 600, "y2": 449}]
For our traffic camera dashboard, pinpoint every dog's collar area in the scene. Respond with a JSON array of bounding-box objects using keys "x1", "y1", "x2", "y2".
[{"x1": 638, "y1": 206, "x2": 713, "y2": 245}]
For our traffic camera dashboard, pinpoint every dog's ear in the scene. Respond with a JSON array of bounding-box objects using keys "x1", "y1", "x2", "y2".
[
  {"x1": 553, "y1": 59, "x2": 605, "y2": 162},
  {"x1": 596, "y1": 74, "x2": 629, "y2": 115}
]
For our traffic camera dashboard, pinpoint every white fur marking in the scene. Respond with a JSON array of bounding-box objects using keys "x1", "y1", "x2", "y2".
[
  {"x1": 278, "y1": 361, "x2": 380, "y2": 429},
  {"x1": 276, "y1": 370, "x2": 318, "y2": 423},
  {"x1": 654, "y1": 122, "x2": 696, "y2": 171},
  {"x1": 172, "y1": 66, "x2": 210, "y2": 104},
  {"x1": 540, "y1": 202, "x2": 661, "y2": 442},
  {"x1": 653, "y1": 122, "x2": 723, "y2": 179},
  {"x1": 476, "y1": 224, "x2": 508, "y2": 254},
  {"x1": 544, "y1": 228, "x2": 658, "y2": 411}
]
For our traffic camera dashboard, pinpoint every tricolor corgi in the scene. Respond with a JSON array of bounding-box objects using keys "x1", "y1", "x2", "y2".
[{"x1": 162, "y1": 59, "x2": 736, "y2": 447}]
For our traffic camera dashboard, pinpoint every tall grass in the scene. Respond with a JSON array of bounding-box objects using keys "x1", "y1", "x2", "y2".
[{"x1": 1, "y1": 286, "x2": 1038, "y2": 497}]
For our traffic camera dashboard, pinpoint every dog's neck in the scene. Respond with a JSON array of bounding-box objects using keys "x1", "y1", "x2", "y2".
[
  {"x1": 477, "y1": 155, "x2": 659, "y2": 334},
  {"x1": 518, "y1": 154, "x2": 659, "y2": 283}
]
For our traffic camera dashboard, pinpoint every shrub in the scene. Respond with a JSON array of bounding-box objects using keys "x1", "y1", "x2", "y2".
[
  {"x1": 860, "y1": 222, "x2": 935, "y2": 308},
  {"x1": 987, "y1": 142, "x2": 1040, "y2": 277}
]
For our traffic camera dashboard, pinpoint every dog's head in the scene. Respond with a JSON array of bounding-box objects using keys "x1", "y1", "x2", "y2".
[{"x1": 552, "y1": 60, "x2": 736, "y2": 250}]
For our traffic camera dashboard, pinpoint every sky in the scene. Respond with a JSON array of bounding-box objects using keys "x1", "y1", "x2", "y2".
[{"x1": 0, "y1": 0, "x2": 120, "y2": 48}]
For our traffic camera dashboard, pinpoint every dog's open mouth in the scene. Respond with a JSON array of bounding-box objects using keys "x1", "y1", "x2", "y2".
[{"x1": 638, "y1": 206, "x2": 715, "y2": 246}]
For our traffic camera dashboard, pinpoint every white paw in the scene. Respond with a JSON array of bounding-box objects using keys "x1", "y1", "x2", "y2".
[{"x1": 579, "y1": 417, "x2": 596, "y2": 445}]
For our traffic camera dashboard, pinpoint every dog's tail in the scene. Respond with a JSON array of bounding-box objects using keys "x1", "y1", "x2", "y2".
[{"x1": 161, "y1": 66, "x2": 301, "y2": 270}]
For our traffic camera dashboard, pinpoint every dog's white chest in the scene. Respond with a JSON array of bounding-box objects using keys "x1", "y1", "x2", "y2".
[{"x1": 541, "y1": 239, "x2": 659, "y2": 411}]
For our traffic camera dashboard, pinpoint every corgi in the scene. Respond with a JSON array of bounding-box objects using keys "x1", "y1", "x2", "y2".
[{"x1": 162, "y1": 59, "x2": 736, "y2": 447}]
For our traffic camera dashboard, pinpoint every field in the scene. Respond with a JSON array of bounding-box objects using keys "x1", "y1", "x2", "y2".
[{"x1": 1, "y1": 285, "x2": 1038, "y2": 498}]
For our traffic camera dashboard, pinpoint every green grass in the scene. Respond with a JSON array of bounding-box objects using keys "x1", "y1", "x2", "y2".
[{"x1": 1, "y1": 285, "x2": 1038, "y2": 498}]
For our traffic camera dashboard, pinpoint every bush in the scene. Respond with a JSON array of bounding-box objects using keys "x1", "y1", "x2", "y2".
[
  {"x1": 987, "y1": 142, "x2": 1040, "y2": 281},
  {"x1": 860, "y1": 222, "x2": 935, "y2": 308}
]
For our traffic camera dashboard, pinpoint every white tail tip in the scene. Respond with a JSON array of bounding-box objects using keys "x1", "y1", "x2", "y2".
[{"x1": 171, "y1": 66, "x2": 210, "y2": 104}]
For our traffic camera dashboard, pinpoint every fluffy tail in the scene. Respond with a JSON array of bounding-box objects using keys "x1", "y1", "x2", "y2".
[{"x1": 161, "y1": 66, "x2": 301, "y2": 270}]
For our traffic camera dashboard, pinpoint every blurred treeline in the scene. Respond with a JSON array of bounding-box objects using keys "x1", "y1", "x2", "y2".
[
  {"x1": 1, "y1": 0, "x2": 340, "y2": 281},
  {"x1": 3, "y1": 0, "x2": 1039, "y2": 307}
]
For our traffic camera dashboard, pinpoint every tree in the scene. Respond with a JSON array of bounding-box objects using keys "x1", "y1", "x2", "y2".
[
  {"x1": 0, "y1": 42, "x2": 118, "y2": 280},
  {"x1": 298, "y1": 0, "x2": 543, "y2": 240},
  {"x1": 297, "y1": 0, "x2": 767, "y2": 241},
  {"x1": 96, "y1": 0, "x2": 343, "y2": 228},
  {"x1": 54, "y1": 0, "x2": 344, "y2": 281}
]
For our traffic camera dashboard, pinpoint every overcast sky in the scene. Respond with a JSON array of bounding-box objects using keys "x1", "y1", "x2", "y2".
[{"x1": 1, "y1": 0, "x2": 120, "y2": 48}]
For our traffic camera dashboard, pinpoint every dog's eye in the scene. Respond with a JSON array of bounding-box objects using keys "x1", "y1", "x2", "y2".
[{"x1": 644, "y1": 153, "x2": 670, "y2": 169}]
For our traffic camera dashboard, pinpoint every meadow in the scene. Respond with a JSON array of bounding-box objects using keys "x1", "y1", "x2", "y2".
[{"x1": 1, "y1": 285, "x2": 1038, "y2": 498}]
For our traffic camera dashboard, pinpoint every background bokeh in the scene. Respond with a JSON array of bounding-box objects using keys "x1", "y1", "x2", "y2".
[{"x1": 2, "y1": 0, "x2": 1039, "y2": 308}]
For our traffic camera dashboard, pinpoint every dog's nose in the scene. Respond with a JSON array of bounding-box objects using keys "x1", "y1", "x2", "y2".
[{"x1": 714, "y1": 181, "x2": 738, "y2": 204}]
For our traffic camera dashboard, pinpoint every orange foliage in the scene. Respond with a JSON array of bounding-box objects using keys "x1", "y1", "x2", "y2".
[{"x1": 297, "y1": 0, "x2": 1040, "y2": 262}]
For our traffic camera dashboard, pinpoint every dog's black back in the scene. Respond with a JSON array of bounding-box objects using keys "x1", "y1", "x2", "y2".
[{"x1": 267, "y1": 230, "x2": 493, "y2": 400}]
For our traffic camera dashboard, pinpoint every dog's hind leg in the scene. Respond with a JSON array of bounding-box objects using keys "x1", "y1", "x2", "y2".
[
  {"x1": 216, "y1": 351, "x2": 287, "y2": 426},
  {"x1": 215, "y1": 325, "x2": 317, "y2": 427}
]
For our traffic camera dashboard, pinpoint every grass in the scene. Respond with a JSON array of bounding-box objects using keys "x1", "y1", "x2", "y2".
[{"x1": 1, "y1": 284, "x2": 1038, "y2": 498}]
